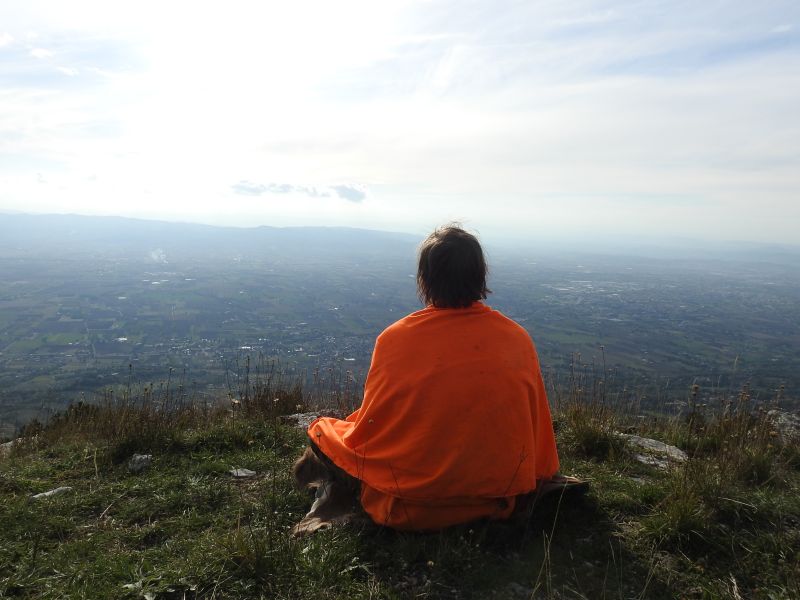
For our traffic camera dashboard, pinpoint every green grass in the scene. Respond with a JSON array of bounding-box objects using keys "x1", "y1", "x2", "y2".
[{"x1": 1, "y1": 376, "x2": 799, "y2": 599}]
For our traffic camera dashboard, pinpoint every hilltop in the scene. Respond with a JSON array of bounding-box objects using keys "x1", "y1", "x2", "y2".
[{"x1": 1, "y1": 371, "x2": 798, "y2": 599}]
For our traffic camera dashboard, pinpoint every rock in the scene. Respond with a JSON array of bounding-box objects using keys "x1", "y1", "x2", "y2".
[
  {"x1": 31, "y1": 486, "x2": 73, "y2": 500},
  {"x1": 281, "y1": 412, "x2": 323, "y2": 430},
  {"x1": 128, "y1": 454, "x2": 153, "y2": 474},
  {"x1": 767, "y1": 410, "x2": 800, "y2": 445},
  {"x1": 1, "y1": 435, "x2": 39, "y2": 458},
  {"x1": 229, "y1": 468, "x2": 256, "y2": 478},
  {"x1": 632, "y1": 453, "x2": 671, "y2": 470},
  {"x1": 281, "y1": 410, "x2": 347, "y2": 430},
  {"x1": 0, "y1": 439, "x2": 17, "y2": 458},
  {"x1": 618, "y1": 434, "x2": 687, "y2": 470}
]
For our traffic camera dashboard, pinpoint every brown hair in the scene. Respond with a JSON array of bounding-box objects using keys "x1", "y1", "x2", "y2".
[{"x1": 417, "y1": 225, "x2": 490, "y2": 308}]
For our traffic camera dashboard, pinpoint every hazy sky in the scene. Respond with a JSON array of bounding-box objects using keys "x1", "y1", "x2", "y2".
[{"x1": 1, "y1": 1, "x2": 798, "y2": 244}]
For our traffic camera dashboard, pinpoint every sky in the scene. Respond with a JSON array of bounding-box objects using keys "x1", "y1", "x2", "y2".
[{"x1": 0, "y1": 0, "x2": 798, "y2": 245}]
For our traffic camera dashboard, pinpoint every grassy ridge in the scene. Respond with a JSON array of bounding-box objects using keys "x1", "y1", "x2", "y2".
[{"x1": 0, "y1": 371, "x2": 798, "y2": 599}]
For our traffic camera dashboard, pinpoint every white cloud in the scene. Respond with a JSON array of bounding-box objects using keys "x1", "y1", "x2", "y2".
[
  {"x1": 29, "y1": 47, "x2": 52, "y2": 58},
  {"x1": 771, "y1": 24, "x2": 793, "y2": 33},
  {"x1": 231, "y1": 181, "x2": 367, "y2": 203},
  {"x1": 0, "y1": 32, "x2": 13, "y2": 47},
  {"x1": 230, "y1": 181, "x2": 268, "y2": 196},
  {"x1": 57, "y1": 66, "x2": 78, "y2": 76}
]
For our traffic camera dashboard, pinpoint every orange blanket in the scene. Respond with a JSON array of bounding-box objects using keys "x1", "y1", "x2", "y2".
[{"x1": 308, "y1": 302, "x2": 559, "y2": 530}]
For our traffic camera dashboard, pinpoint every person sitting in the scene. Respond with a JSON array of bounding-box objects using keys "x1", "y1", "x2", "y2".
[{"x1": 293, "y1": 225, "x2": 580, "y2": 534}]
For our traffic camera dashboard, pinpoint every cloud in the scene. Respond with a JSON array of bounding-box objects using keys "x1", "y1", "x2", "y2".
[
  {"x1": 30, "y1": 47, "x2": 52, "y2": 59},
  {"x1": 771, "y1": 24, "x2": 793, "y2": 34},
  {"x1": 57, "y1": 66, "x2": 78, "y2": 76},
  {"x1": 231, "y1": 180, "x2": 367, "y2": 202},
  {"x1": 231, "y1": 181, "x2": 268, "y2": 195},
  {"x1": 331, "y1": 184, "x2": 367, "y2": 202},
  {"x1": 0, "y1": 32, "x2": 12, "y2": 47}
]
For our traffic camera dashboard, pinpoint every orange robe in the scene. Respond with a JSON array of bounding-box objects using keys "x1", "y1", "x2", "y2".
[{"x1": 308, "y1": 301, "x2": 559, "y2": 530}]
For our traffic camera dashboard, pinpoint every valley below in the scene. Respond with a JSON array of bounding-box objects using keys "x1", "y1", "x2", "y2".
[{"x1": 1, "y1": 214, "x2": 798, "y2": 435}]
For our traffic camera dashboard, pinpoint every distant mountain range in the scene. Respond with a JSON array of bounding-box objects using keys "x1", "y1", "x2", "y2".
[
  {"x1": 0, "y1": 213, "x2": 419, "y2": 263},
  {"x1": 3, "y1": 212, "x2": 799, "y2": 268}
]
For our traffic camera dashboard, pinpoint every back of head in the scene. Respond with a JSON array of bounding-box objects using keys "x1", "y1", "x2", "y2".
[{"x1": 417, "y1": 225, "x2": 490, "y2": 308}]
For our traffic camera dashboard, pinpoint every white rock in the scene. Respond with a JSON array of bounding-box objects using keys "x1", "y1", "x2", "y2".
[
  {"x1": 619, "y1": 433, "x2": 687, "y2": 470},
  {"x1": 128, "y1": 454, "x2": 153, "y2": 474},
  {"x1": 767, "y1": 410, "x2": 800, "y2": 445},
  {"x1": 229, "y1": 468, "x2": 256, "y2": 478},
  {"x1": 632, "y1": 453, "x2": 671, "y2": 470},
  {"x1": 281, "y1": 412, "x2": 322, "y2": 430},
  {"x1": 0, "y1": 439, "x2": 16, "y2": 458},
  {"x1": 0, "y1": 436, "x2": 31, "y2": 458},
  {"x1": 31, "y1": 486, "x2": 73, "y2": 500}
]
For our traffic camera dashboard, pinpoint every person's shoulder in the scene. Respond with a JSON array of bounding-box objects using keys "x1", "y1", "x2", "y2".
[
  {"x1": 484, "y1": 307, "x2": 534, "y2": 344},
  {"x1": 375, "y1": 307, "x2": 431, "y2": 343}
]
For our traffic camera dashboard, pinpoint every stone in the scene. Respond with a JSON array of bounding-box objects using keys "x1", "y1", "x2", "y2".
[
  {"x1": 0, "y1": 437, "x2": 32, "y2": 458},
  {"x1": 0, "y1": 439, "x2": 17, "y2": 458},
  {"x1": 618, "y1": 433, "x2": 687, "y2": 470},
  {"x1": 31, "y1": 486, "x2": 73, "y2": 500},
  {"x1": 128, "y1": 454, "x2": 153, "y2": 474},
  {"x1": 229, "y1": 468, "x2": 256, "y2": 478},
  {"x1": 281, "y1": 410, "x2": 347, "y2": 430},
  {"x1": 767, "y1": 409, "x2": 800, "y2": 445},
  {"x1": 633, "y1": 453, "x2": 671, "y2": 470},
  {"x1": 281, "y1": 412, "x2": 323, "y2": 430}
]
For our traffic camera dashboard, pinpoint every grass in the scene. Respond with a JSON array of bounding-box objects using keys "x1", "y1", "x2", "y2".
[{"x1": 0, "y1": 361, "x2": 798, "y2": 599}]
